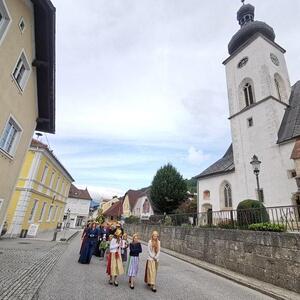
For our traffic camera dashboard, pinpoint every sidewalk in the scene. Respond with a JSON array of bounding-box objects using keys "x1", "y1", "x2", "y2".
[{"x1": 25, "y1": 228, "x2": 79, "y2": 242}]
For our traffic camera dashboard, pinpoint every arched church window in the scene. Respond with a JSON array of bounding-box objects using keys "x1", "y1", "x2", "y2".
[
  {"x1": 275, "y1": 78, "x2": 281, "y2": 101},
  {"x1": 274, "y1": 74, "x2": 287, "y2": 103},
  {"x1": 243, "y1": 83, "x2": 254, "y2": 107},
  {"x1": 224, "y1": 183, "x2": 232, "y2": 208}
]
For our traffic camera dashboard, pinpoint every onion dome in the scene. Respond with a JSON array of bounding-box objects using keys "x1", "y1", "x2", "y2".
[{"x1": 228, "y1": 2, "x2": 275, "y2": 55}]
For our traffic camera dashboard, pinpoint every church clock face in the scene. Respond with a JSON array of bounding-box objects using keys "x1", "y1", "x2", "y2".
[
  {"x1": 270, "y1": 53, "x2": 279, "y2": 66},
  {"x1": 237, "y1": 57, "x2": 248, "y2": 68}
]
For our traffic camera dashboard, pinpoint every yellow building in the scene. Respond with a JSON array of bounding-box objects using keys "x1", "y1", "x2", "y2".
[
  {"x1": 6, "y1": 139, "x2": 74, "y2": 236},
  {"x1": 101, "y1": 197, "x2": 120, "y2": 213},
  {"x1": 0, "y1": 0, "x2": 56, "y2": 232}
]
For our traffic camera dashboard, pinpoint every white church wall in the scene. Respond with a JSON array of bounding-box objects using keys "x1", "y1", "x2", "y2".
[
  {"x1": 225, "y1": 35, "x2": 291, "y2": 117},
  {"x1": 197, "y1": 172, "x2": 236, "y2": 213}
]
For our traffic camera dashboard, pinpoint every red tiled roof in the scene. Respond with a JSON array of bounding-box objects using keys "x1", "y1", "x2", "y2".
[
  {"x1": 103, "y1": 200, "x2": 123, "y2": 217},
  {"x1": 68, "y1": 184, "x2": 92, "y2": 200}
]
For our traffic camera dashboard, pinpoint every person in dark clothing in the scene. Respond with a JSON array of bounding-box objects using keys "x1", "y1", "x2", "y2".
[
  {"x1": 78, "y1": 223, "x2": 99, "y2": 264},
  {"x1": 79, "y1": 222, "x2": 91, "y2": 255},
  {"x1": 126, "y1": 233, "x2": 142, "y2": 289}
]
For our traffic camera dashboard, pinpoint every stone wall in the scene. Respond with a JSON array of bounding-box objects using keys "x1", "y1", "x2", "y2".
[{"x1": 125, "y1": 224, "x2": 300, "y2": 293}]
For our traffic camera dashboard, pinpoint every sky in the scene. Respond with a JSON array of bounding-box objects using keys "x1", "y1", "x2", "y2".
[{"x1": 42, "y1": 0, "x2": 300, "y2": 199}]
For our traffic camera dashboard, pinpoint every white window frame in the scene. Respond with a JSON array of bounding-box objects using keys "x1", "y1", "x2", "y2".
[
  {"x1": 47, "y1": 205, "x2": 53, "y2": 222},
  {"x1": 0, "y1": 115, "x2": 23, "y2": 158},
  {"x1": 55, "y1": 176, "x2": 60, "y2": 192},
  {"x1": 53, "y1": 205, "x2": 58, "y2": 221},
  {"x1": 28, "y1": 199, "x2": 38, "y2": 223},
  {"x1": 41, "y1": 165, "x2": 49, "y2": 184},
  {"x1": 0, "y1": 0, "x2": 11, "y2": 46},
  {"x1": 12, "y1": 50, "x2": 31, "y2": 92},
  {"x1": 50, "y1": 171, "x2": 56, "y2": 189},
  {"x1": 39, "y1": 202, "x2": 47, "y2": 222}
]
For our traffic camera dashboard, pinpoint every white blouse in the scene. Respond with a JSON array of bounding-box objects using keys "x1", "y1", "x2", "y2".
[
  {"x1": 147, "y1": 240, "x2": 160, "y2": 261},
  {"x1": 110, "y1": 238, "x2": 121, "y2": 254}
]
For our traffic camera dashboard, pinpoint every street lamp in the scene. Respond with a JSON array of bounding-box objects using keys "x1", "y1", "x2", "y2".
[{"x1": 250, "y1": 155, "x2": 262, "y2": 201}]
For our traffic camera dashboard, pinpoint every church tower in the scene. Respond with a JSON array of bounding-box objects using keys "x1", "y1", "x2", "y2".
[{"x1": 223, "y1": 2, "x2": 294, "y2": 201}]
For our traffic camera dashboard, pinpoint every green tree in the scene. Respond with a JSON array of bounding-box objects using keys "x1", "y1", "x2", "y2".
[
  {"x1": 95, "y1": 208, "x2": 105, "y2": 224},
  {"x1": 176, "y1": 198, "x2": 197, "y2": 214},
  {"x1": 150, "y1": 163, "x2": 187, "y2": 213},
  {"x1": 184, "y1": 178, "x2": 197, "y2": 193}
]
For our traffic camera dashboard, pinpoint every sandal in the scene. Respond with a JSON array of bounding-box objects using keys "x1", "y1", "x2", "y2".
[
  {"x1": 130, "y1": 285, "x2": 134, "y2": 289},
  {"x1": 109, "y1": 280, "x2": 113, "y2": 285},
  {"x1": 151, "y1": 287, "x2": 157, "y2": 292},
  {"x1": 114, "y1": 281, "x2": 119, "y2": 287}
]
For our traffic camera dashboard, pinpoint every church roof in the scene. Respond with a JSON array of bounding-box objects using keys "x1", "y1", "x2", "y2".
[
  {"x1": 228, "y1": 3, "x2": 275, "y2": 55},
  {"x1": 194, "y1": 145, "x2": 235, "y2": 180},
  {"x1": 278, "y1": 81, "x2": 300, "y2": 144}
]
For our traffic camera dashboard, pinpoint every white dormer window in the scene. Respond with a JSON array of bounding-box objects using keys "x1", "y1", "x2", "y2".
[
  {"x1": 0, "y1": 1, "x2": 11, "y2": 46},
  {"x1": 12, "y1": 51, "x2": 31, "y2": 91}
]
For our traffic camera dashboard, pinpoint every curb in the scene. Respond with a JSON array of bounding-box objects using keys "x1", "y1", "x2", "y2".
[
  {"x1": 67, "y1": 230, "x2": 80, "y2": 241},
  {"x1": 133, "y1": 237, "x2": 299, "y2": 300}
]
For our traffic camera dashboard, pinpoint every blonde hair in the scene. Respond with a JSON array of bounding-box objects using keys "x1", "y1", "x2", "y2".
[
  {"x1": 151, "y1": 231, "x2": 159, "y2": 254},
  {"x1": 132, "y1": 233, "x2": 139, "y2": 242}
]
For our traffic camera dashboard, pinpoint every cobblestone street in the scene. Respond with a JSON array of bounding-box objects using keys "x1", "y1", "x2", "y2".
[
  {"x1": 34, "y1": 234, "x2": 273, "y2": 300},
  {"x1": 0, "y1": 238, "x2": 68, "y2": 300}
]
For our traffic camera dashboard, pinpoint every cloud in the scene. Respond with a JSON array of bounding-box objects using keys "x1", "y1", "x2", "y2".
[
  {"x1": 47, "y1": 0, "x2": 300, "y2": 192},
  {"x1": 77, "y1": 185, "x2": 124, "y2": 200},
  {"x1": 187, "y1": 147, "x2": 210, "y2": 165}
]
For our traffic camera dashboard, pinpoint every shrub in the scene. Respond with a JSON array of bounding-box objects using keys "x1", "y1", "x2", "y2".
[
  {"x1": 217, "y1": 219, "x2": 236, "y2": 229},
  {"x1": 248, "y1": 223, "x2": 286, "y2": 232},
  {"x1": 237, "y1": 199, "x2": 269, "y2": 228},
  {"x1": 164, "y1": 215, "x2": 173, "y2": 226},
  {"x1": 125, "y1": 215, "x2": 140, "y2": 224}
]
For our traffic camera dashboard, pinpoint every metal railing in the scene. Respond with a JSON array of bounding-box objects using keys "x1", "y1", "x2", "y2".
[{"x1": 136, "y1": 205, "x2": 300, "y2": 232}]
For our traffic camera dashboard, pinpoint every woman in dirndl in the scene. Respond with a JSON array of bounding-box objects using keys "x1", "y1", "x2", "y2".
[
  {"x1": 106, "y1": 228, "x2": 124, "y2": 286},
  {"x1": 126, "y1": 233, "x2": 142, "y2": 289},
  {"x1": 144, "y1": 230, "x2": 160, "y2": 292}
]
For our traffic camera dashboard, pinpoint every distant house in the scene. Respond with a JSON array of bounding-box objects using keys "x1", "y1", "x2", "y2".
[
  {"x1": 122, "y1": 188, "x2": 155, "y2": 220},
  {"x1": 101, "y1": 196, "x2": 120, "y2": 214},
  {"x1": 65, "y1": 184, "x2": 92, "y2": 228},
  {"x1": 103, "y1": 199, "x2": 123, "y2": 222}
]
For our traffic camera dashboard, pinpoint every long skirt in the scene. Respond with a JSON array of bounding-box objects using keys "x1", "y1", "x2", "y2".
[
  {"x1": 106, "y1": 253, "x2": 124, "y2": 276},
  {"x1": 78, "y1": 239, "x2": 96, "y2": 264},
  {"x1": 79, "y1": 236, "x2": 88, "y2": 255},
  {"x1": 144, "y1": 260, "x2": 158, "y2": 285},
  {"x1": 94, "y1": 240, "x2": 101, "y2": 257},
  {"x1": 126, "y1": 256, "x2": 139, "y2": 277}
]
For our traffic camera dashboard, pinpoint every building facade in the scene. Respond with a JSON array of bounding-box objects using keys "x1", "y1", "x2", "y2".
[
  {"x1": 6, "y1": 139, "x2": 73, "y2": 236},
  {"x1": 195, "y1": 3, "x2": 299, "y2": 213},
  {"x1": 122, "y1": 188, "x2": 154, "y2": 220},
  {"x1": 0, "y1": 0, "x2": 56, "y2": 232},
  {"x1": 64, "y1": 184, "x2": 92, "y2": 228}
]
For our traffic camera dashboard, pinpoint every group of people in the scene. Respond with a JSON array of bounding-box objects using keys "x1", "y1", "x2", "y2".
[{"x1": 78, "y1": 221, "x2": 160, "y2": 292}]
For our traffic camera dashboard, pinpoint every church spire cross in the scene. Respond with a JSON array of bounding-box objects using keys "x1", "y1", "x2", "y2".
[{"x1": 241, "y1": 0, "x2": 245, "y2": 5}]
